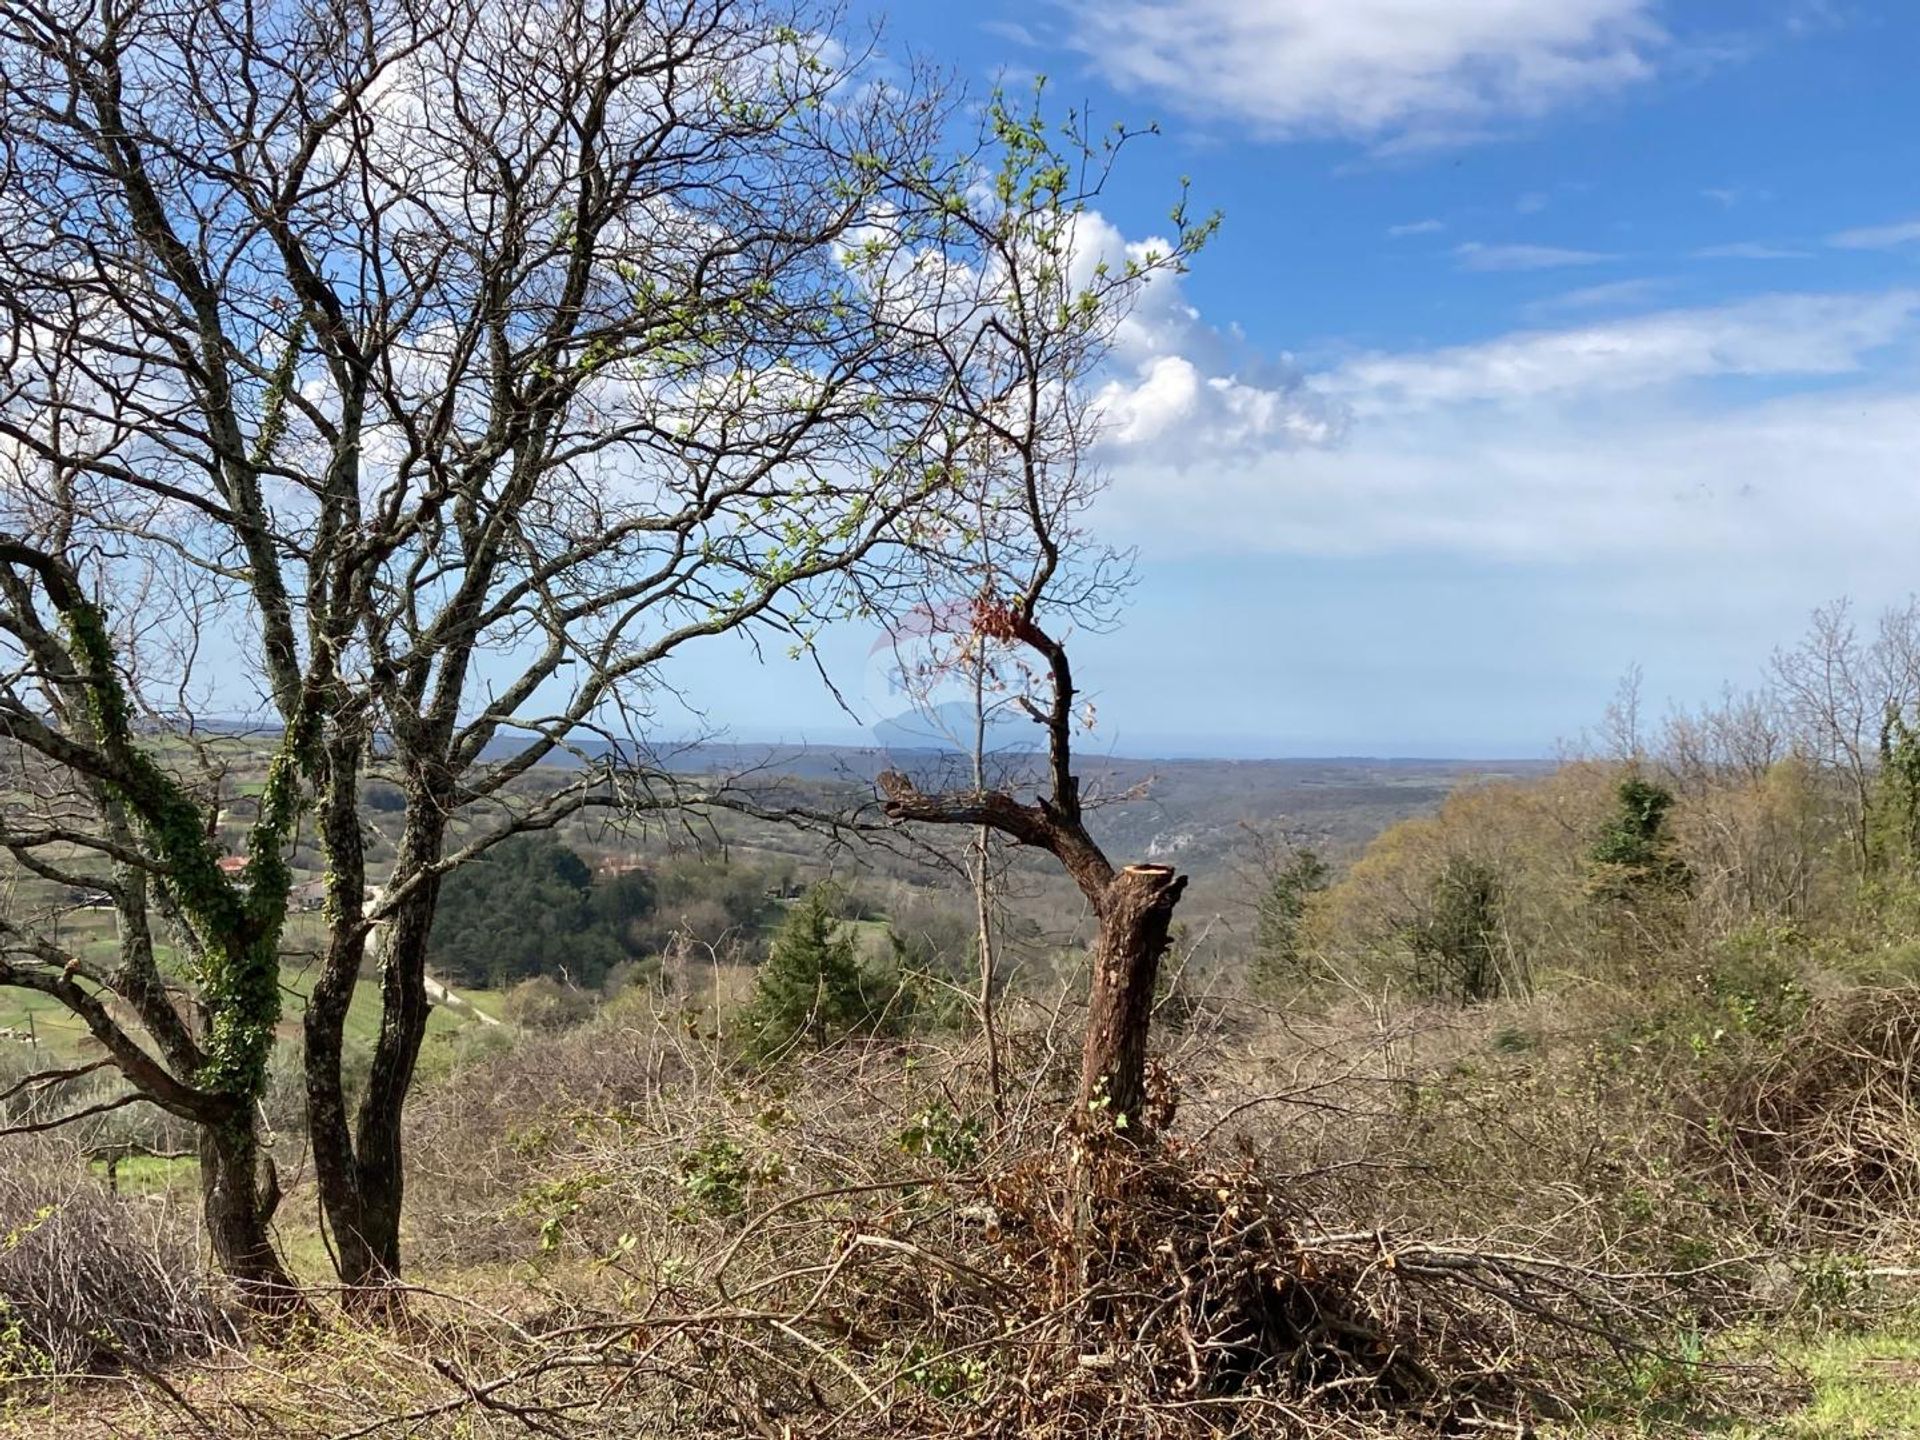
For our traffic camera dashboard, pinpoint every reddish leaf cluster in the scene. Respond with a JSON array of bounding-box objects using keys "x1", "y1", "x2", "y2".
[{"x1": 970, "y1": 593, "x2": 1024, "y2": 644}]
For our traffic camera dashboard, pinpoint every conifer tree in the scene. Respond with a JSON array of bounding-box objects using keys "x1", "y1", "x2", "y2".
[{"x1": 741, "y1": 886, "x2": 885, "y2": 1059}]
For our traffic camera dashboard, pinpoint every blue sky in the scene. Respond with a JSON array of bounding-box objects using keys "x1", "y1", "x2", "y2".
[{"x1": 671, "y1": 0, "x2": 1920, "y2": 758}]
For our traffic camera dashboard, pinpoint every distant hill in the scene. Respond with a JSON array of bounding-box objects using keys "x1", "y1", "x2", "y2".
[
  {"x1": 605, "y1": 740, "x2": 1553, "y2": 871},
  {"x1": 177, "y1": 720, "x2": 1547, "y2": 878}
]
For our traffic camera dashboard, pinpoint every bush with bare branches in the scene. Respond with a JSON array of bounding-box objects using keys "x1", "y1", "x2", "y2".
[
  {"x1": 0, "y1": 1138, "x2": 229, "y2": 1379},
  {"x1": 1713, "y1": 987, "x2": 1920, "y2": 1252}
]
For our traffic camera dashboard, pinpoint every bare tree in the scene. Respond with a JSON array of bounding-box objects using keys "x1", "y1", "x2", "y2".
[
  {"x1": 869, "y1": 491, "x2": 1034, "y2": 1117},
  {"x1": 1771, "y1": 598, "x2": 1920, "y2": 871},
  {"x1": 272, "y1": 0, "x2": 971, "y2": 1296},
  {"x1": 0, "y1": 0, "x2": 981, "y2": 1296},
  {"x1": 873, "y1": 90, "x2": 1214, "y2": 1139},
  {"x1": 0, "y1": 536, "x2": 311, "y2": 1307}
]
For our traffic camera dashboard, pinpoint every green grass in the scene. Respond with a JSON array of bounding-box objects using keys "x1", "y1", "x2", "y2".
[
  {"x1": 278, "y1": 957, "x2": 498, "y2": 1049},
  {"x1": 279, "y1": 1216, "x2": 345, "y2": 1285},
  {"x1": 453, "y1": 985, "x2": 506, "y2": 1022},
  {"x1": 848, "y1": 916, "x2": 895, "y2": 960},
  {"x1": 0, "y1": 905, "x2": 193, "y2": 1058},
  {"x1": 1566, "y1": 1323, "x2": 1920, "y2": 1438},
  {"x1": 85, "y1": 1153, "x2": 199, "y2": 1195},
  {"x1": 1738, "y1": 1328, "x2": 1920, "y2": 1438},
  {"x1": 0, "y1": 988, "x2": 95, "y2": 1055},
  {"x1": 2, "y1": 908, "x2": 500, "y2": 1064}
]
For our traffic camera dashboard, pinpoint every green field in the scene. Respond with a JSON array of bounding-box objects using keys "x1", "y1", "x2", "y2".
[
  {"x1": 84, "y1": 1152, "x2": 199, "y2": 1195},
  {"x1": 2, "y1": 908, "x2": 504, "y2": 1063},
  {"x1": 0, "y1": 985, "x2": 96, "y2": 1054}
]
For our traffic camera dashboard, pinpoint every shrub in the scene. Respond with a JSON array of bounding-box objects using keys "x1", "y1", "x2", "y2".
[
  {"x1": 503, "y1": 976, "x2": 597, "y2": 1031},
  {"x1": 1591, "y1": 774, "x2": 1689, "y2": 900},
  {"x1": 675, "y1": 1136, "x2": 783, "y2": 1218},
  {"x1": 412, "y1": 1018, "x2": 518, "y2": 1089},
  {"x1": 1251, "y1": 846, "x2": 1330, "y2": 994},
  {"x1": 1408, "y1": 855, "x2": 1517, "y2": 1002},
  {"x1": 601, "y1": 957, "x2": 660, "y2": 999},
  {"x1": 0, "y1": 1139, "x2": 228, "y2": 1374},
  {"x1": 1713, "y1": 987, "x2": 1920, "y2": 1243}
]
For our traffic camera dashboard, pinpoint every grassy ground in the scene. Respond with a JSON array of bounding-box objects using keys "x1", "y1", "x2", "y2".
[
  {"x1": 458, "y1": 986, "x2": 505, "y2": 1022},
  {"x1": 2, "y1": 922, "x2": 503, "y2": 1062},
  {"x1": 0, "y1": 908, "x2": 127, "y2": 1054},
  {"x1": 5, "y1": 991, "x2": 1920, "y2": 1439},
  {"x1": 0, "y1": 987, "x2": 95, "y2": 1054},
  {"x1": 276, "y1": 951, "x2": 492, "y2": 1050},
  {"x1": 1739, "y1": 1327, "x2": 1920, "y2": 1437},
  {"x1": 1552, "y1": 1316, "x2": 1920, "y2": 1437},
  {"x1": 84, "y1": 1153, "x2": 199, "y2": 1195}
]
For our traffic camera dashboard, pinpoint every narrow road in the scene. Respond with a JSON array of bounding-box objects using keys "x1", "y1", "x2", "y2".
[{"x1": 424, "y1": 973, "x2": 500, "y2": 1025}]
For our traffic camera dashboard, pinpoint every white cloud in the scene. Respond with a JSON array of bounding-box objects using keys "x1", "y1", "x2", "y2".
[
  {"x1": 1362, "y1": 124, "x2": 1506, "y2": 160},
  {"x1": 1094, "y1": 356, "x2": 1346, "y2": 455},
  {"x1": 1455, "y1": 241, "x2": 1618, "y2": 271},
  {"x1": 1056, "y1": 0, "x2": 1663, "y2": 147},
  {"x1": 981, "y1": 20, "x2": 1038, "y2": 47},
  {"x1": 1068, "y1": 212, "x2": 1348, "y2": 463},
  {"x1": 1317, "y1": 291, "x2": 1919, "y2": 413},
  {"x1": 1103, "y1": 387, "x2": 1920, "y2": 578},
  {"x1": 1092, "y1": 288, "x2": 1920, "y2": 594},
  {"x1": 1694, "y1": 242, "x2": 1811, "y2": 260},
  {"x1": 1526, "y1": 278, "x2": 1669, "y2": 313},
  {"x1": 1829, "y1": 218, "x2": 1920, "y2": 250},
  {"x1": 1086, "y1": 283, "x2": 1919, "y2": 468},
  {"x1": 1699, "y1": 185, "x2": 1774, "y2": 208},
  {"x1": 1388, "y1": 218, "x2": 1446, "y2": 237}
]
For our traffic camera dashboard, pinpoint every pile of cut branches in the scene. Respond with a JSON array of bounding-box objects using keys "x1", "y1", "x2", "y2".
[{"x1": 325, "y1": 1062, "x2": 1763, "y2": 1438}]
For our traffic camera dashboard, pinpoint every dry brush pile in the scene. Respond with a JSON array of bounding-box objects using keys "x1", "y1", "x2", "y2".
[
  {"x1": 0, "y1": 1134, "x2": 231, "y2": 1381},
  {"x1": 66, "y1": 1000, "x2": 1772, "y2": 1440},
  {"x1": 1711, "y1": 986, "x2": 1920, "y2": 1254}
]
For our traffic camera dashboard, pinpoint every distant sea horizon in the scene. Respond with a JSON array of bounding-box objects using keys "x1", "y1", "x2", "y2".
[{"x1": 171, "y1": 714, "x2": 1562, "y2": 767}]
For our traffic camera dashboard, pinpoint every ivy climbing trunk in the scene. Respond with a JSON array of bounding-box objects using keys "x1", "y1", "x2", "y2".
[{"x1": 33, "y1": 578, "x2": 317, "y2": 1309}]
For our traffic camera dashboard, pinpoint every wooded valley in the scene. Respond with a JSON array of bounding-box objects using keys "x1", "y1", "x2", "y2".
[{"x1": 1, "y1": 0, "x2": 1916, "y2": 1435}]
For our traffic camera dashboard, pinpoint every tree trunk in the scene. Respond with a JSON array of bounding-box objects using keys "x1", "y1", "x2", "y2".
[
  {"x1": 305, "y1": 781, "x2": 445, "y2": 1297},
  {"x1": 872, "y1": 773, "x2": 1187, "y2": 1140},
  {"x1": 349, "y1": 817, "x2": 447, "y2": 1284},
  {"x1": 199, "y1": 1114, "x2": 302, "y2": 1313},
  {"x1": 968, "y1": 660, "x2": 1005, "y2": 1119},
  {"x1": 973, "y1": 825, "x2": 1005, "y2": 1120},
  {"x1": 306, "y1": 923, "x2": 385, "y2": 1293},
  {"x1": 1076, "y1": 863, "x2": 1187, "y2": 1136},
  {"x1": 305, "y1": 735, "x2": 390, "y2": 1297}
]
